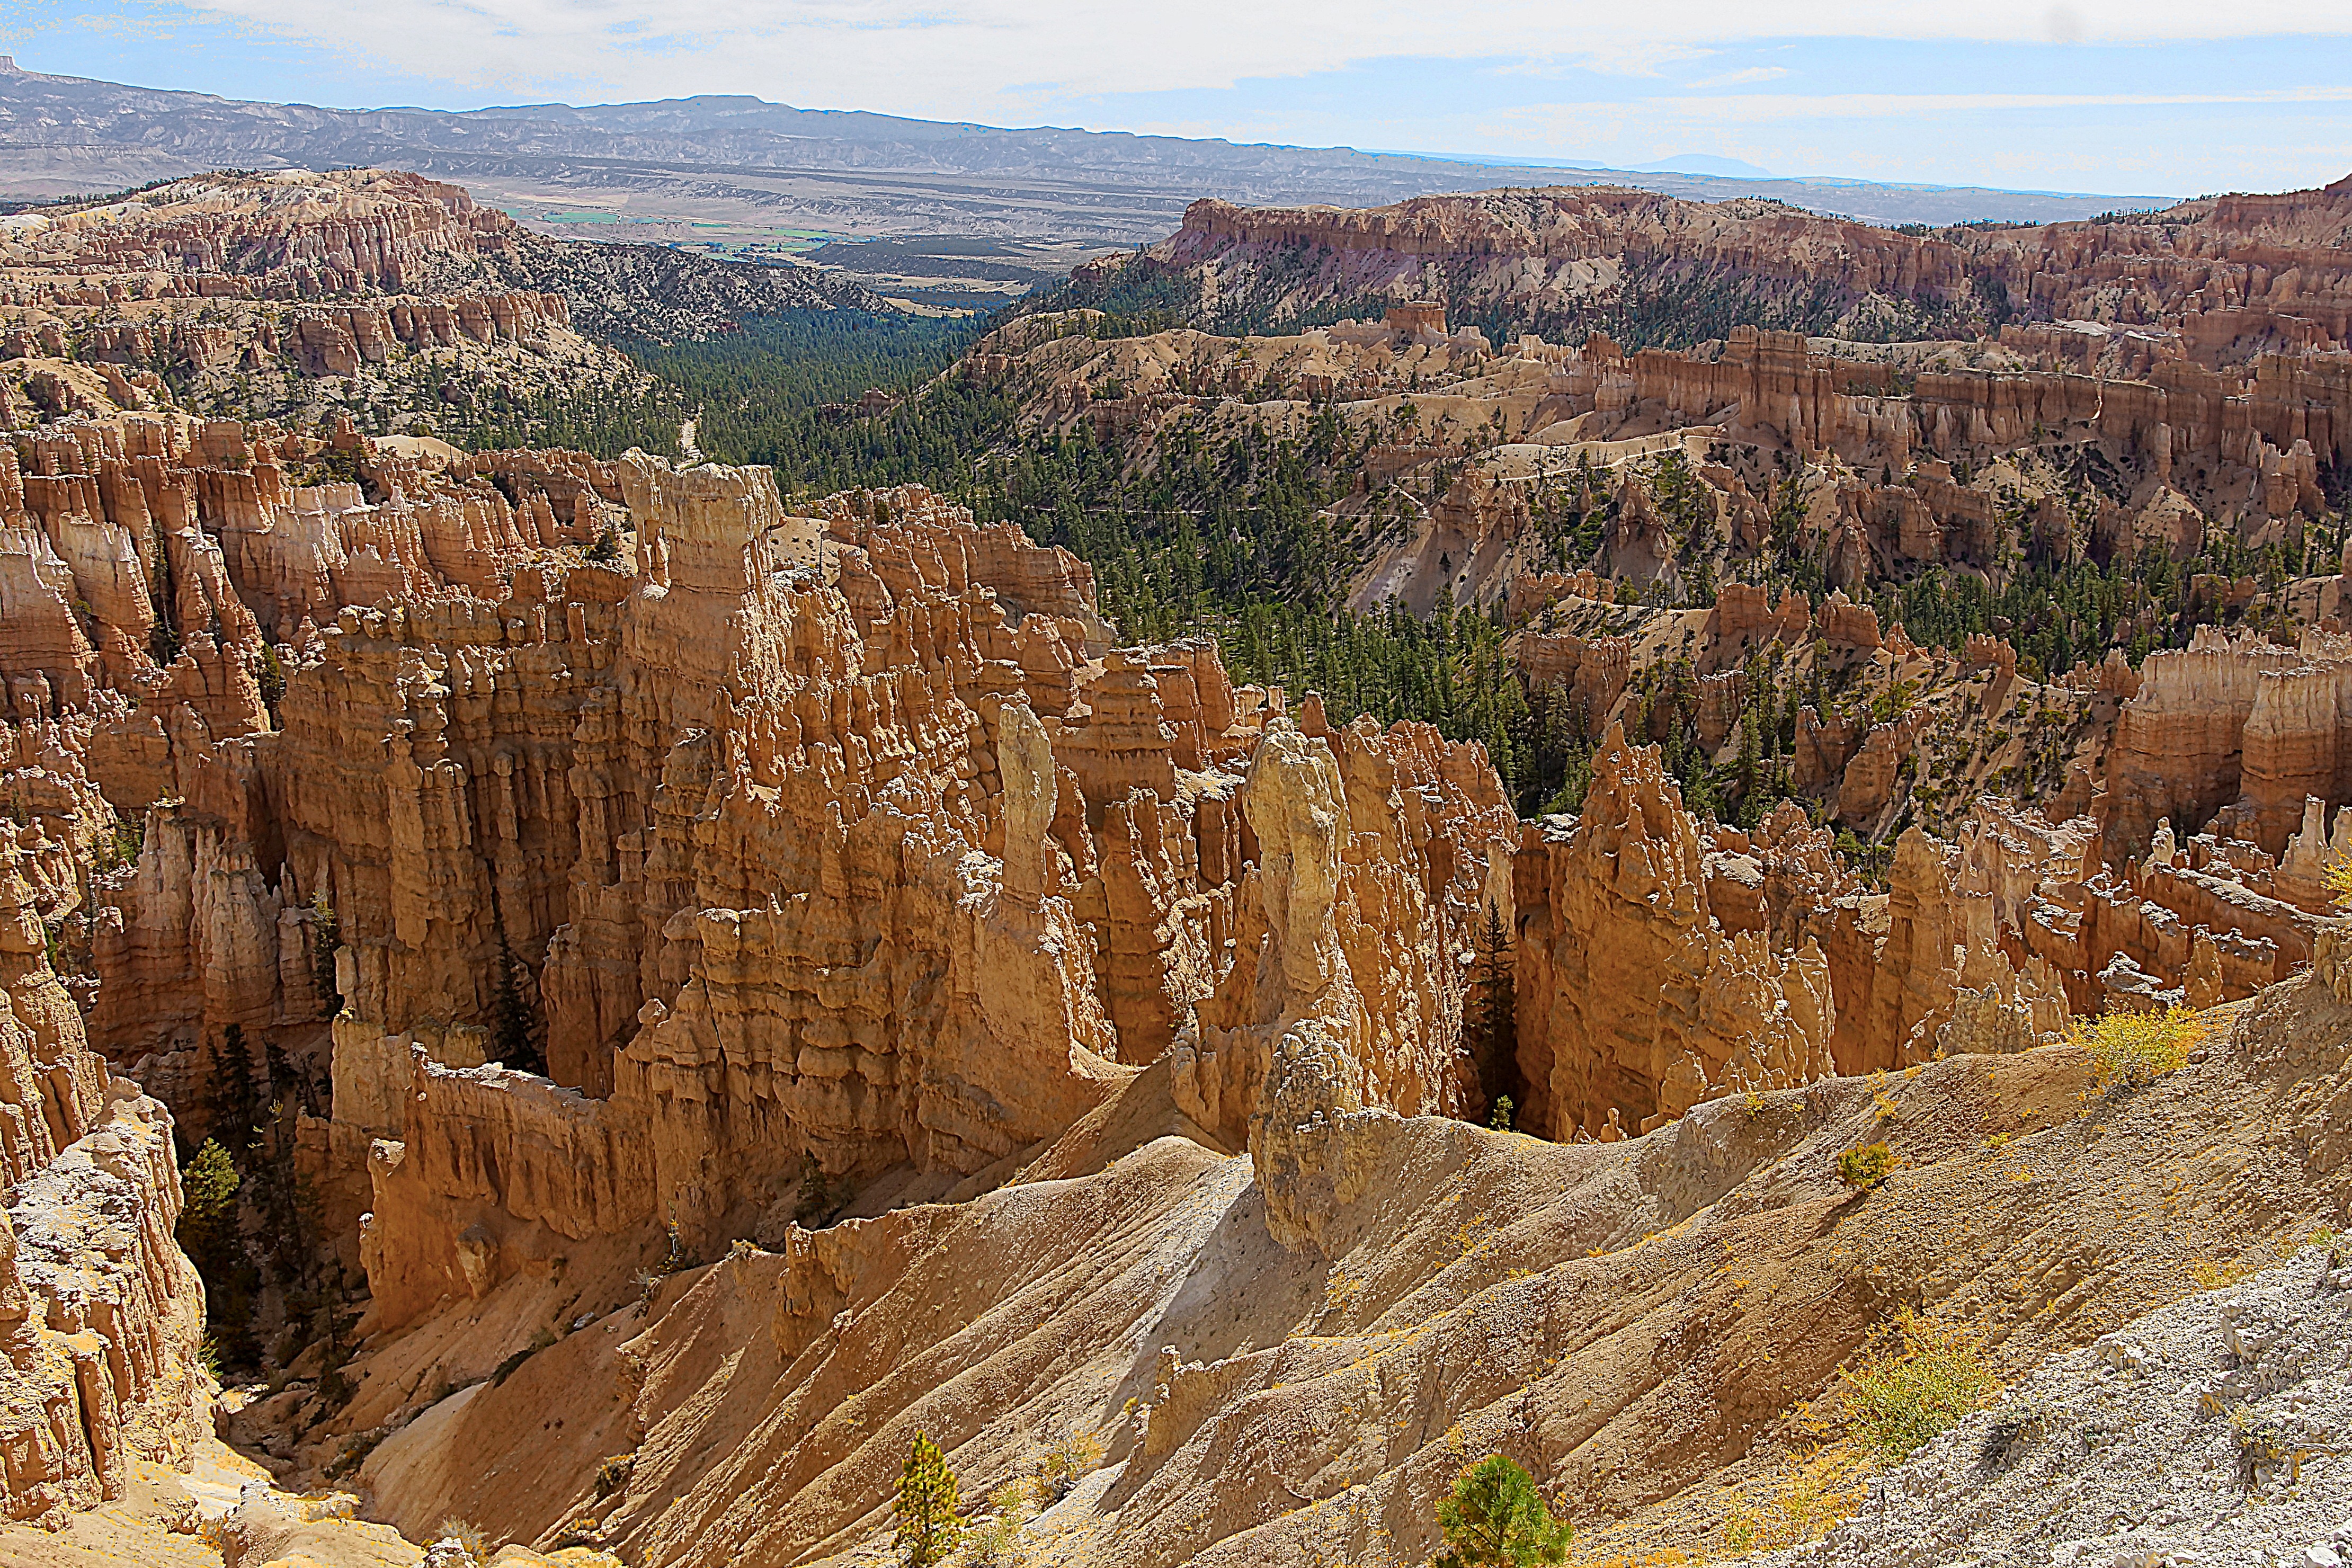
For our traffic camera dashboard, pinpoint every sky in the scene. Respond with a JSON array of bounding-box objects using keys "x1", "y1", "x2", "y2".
[{"x1": 10, "y1": 0, "x2": 2352, "y2": 197}]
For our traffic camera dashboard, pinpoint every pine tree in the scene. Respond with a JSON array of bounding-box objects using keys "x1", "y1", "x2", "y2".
[
  {"x1": 245, "y1": 1058, "x2": 318, "y2": 1299},
  {"x1": 486, "y1": 926, "x2": 545, "y2": 1076},
  {"x1": 310, "y1": 888, "x2": 341, "y2": 1017},
  {"x1": 255, "y1": 643, "x2": 285, "y2": 725},
  {"x1": 207, "y1": 1023, "x2": 262, "y2": 1150},
  {"x1": 1436, "y1": 1455, "x2": 1572, "y2": 1567},
  {"x1": 177, "y1": 1138, "x2": 257, "y2": 1367},
  {"x1": 263, "y1": 1035, "x2": 312, "y2": 1118},
  {"x1": 893, "y1": 1432, "x2": 961, "y2": 1567},
  {"x1": 176, "y1": 1138, "x2": 242, "y2": 1283},
  {"x1": 1462, "y1": 901, "x2": 1517, "y2": 1120},
  {"x1": 148, "y1": 550, "x2": 180, "y2": 667}
]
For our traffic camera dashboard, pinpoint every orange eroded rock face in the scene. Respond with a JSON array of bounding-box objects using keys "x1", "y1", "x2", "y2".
[
  {"x1": 330, "y1": 466, "x2": 1524, "y2": 1326},
  {"x1": 0, "y1": 843, "x2": 206, "y2": 1528},
  {"x1": 0, "y1": 430, "x2": 1512, "y2": 1346},
  {"x1": 1511, "y1": 725, "x2": 1834, "y2": 1139}
]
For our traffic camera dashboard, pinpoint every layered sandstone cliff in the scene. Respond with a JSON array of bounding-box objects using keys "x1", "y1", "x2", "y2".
[
  {"x1": 1153, "y1": 178, "x2": 2352, "y2": 377},
  {"x1": 0, "y1": 424, "x2": 1512, "y2": 1355},
  {"x1": 0, "y1": 168, "x2": 762, "y2": 444}
]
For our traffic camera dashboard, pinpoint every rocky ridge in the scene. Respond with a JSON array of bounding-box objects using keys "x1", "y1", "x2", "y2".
[
  {"x1": 0, "y1": 167, "x2": 881, "y2": 443},
  {"x1": 1098, "y1": 180, "x2": 2352, "y2": 350},
  {"x1": 0, "y1": 820, "x2": 206, "y2": 1528}
]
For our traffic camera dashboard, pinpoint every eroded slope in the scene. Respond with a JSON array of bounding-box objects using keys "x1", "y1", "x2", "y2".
[{"x1": 348, "y1": 969, "x2": 2349, "y2": 1564}]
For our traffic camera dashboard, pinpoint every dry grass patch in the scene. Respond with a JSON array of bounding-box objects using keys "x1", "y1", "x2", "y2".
[
  {"x1": 1720, "y1": 1442, "x2": 1870, "y2": 1554},
  {"x1": 1023, "y1": 1428, "x2": 1103, "y2": 1511},
  {"x1": 1719, "y1": 1309, "x2": 1997, "y2": 1553}
]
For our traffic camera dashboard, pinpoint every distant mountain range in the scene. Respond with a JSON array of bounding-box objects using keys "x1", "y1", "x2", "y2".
[
  {"x1": 0, "y1": 58, "x2": 2171, "y2": 244},
  {"x1": 1632, "y1": 154, "x2": 1775, "y2": 178}
]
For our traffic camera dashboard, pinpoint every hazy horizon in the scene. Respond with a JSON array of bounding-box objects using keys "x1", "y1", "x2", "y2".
[{"x1": 6, "y1": 5, "x2": 2349, "y2": 198}]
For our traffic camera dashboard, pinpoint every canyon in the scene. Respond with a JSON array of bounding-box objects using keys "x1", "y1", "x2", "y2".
[
  {"x1": 974, "y1": 175, "x2": 2352, "y2": 871},
  {"x1": 0, "y1": 411, "x2": 2346, "y2": 1563},
  {"x1": 0, "y1": 167, "x2": 2348, "y2": 1567}
]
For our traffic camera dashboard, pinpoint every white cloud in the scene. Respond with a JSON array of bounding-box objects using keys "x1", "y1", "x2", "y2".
[
  {"x1": 1493, "y1": 41, "x2": 1717, "y2": 78},
  {"x1": 1485, "y1": 84, "x2": 2352, "y2": 153},
  {"x1": 1688, "y1": 66, "x2": 1794, "y2": 87},
  {"x1": 1673, "y1": 86, "x2": 2352, "y2": 119},
  {"x1": 172, "y1": 0, "x2": 2352, "y2": 120}
]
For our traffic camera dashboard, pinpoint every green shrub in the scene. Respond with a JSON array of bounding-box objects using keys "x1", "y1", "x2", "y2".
[
  {"x1": 2068, "y1": 1005, "x2": 2204, "y2": 1090},
  {"x1": 1837, "y1": 1142, "x2": 1895, "y2": 1190},
  {"x1": 1839, "y1": 1309, "x2": 1999, "y2": 1466},
  {"x1": 2325, "y1": 850, "x2": 2352, "y2": 911},
  {"x1": 965, "y1": 1485, "x2": 1032, "y2": 1568}
]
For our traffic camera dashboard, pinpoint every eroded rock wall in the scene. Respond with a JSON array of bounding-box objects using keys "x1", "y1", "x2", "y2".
[
  {"x1": 223, "y1": 455, "x2": 1525, "y2": 1329},
  {"x1": 0, "y1": 843, "x2": 206, "y2": 1528},
  {"x1": 1512, "y1": 724, "x2": 1834, "y2": 1139}
]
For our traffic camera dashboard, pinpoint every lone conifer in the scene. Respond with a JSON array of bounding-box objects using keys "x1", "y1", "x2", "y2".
[
  {"x1": 1436, "y1": 1454, "x2": 1571, "y2": 1567},
  {"x1": 893, "y1": 1431, "x2": 961, "y2": 1567},
  {"x1": 486, "y1": 925, "x2": 544, "y2": 1075},
  {"x1": 310, "y1": 889, "x2": 341, "y2": 1016},
  {"x1": 1463, "y1": 899, "x2": 1517, "y2": 1117}
]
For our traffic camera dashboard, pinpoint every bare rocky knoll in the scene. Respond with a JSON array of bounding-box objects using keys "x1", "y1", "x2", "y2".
[
  {"x1": 0, "y1": 166, "x2": 879, "y2": 444},
  {"x1": 0, "y1": 389, "x2": 2346, "y2": 1562},
  {"x1": 0, "y1": 59, "x2": 2164, "y2": 237}
]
